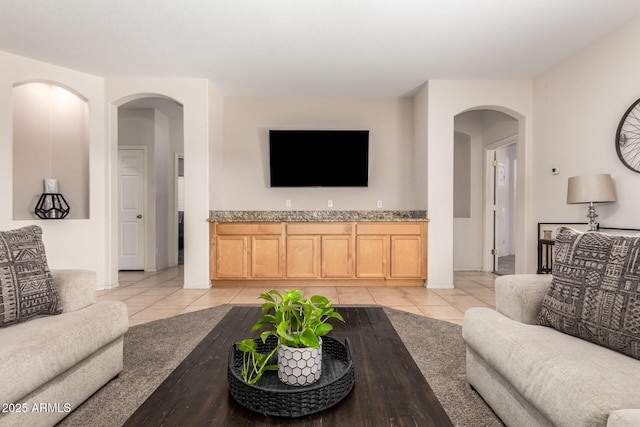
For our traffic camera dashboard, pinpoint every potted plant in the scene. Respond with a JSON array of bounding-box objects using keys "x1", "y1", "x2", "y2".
[{"x1": 237, "y1": 289, "x2": 344, "y2": 386}]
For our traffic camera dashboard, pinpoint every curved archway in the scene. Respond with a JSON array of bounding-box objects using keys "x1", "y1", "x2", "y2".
[
  {"x1": 111, "y1": 94, "x2": 184, "y2": 278},
  {"x1": 12, "y1": 81, "x2": 89, "y2": 220},
  {"x1": 453, "y1": 107, "x2": 524, "y2": 276}
]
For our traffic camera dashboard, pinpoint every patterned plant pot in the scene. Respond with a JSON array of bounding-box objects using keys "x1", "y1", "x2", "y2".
[{"x1": 277, "y1": 338, "x2": 322, "y2": 386}]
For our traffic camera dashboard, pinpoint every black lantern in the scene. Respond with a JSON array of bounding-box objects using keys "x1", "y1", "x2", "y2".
[
  {"x1": 35, "y1": 180, "x2": 69, "y2": 219},
  {"x1": 35, "y1": 193, "x2": 70, "y2": 219}
]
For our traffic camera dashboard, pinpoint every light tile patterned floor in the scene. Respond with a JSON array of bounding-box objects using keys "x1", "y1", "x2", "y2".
[{"x1": 98, "y1": 267, "x2": 497, "y2": 327}]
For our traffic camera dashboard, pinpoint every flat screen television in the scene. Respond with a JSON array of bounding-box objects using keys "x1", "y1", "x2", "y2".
[{"x1": 269, "y1": 130, "x2": 369, "y2": 187}]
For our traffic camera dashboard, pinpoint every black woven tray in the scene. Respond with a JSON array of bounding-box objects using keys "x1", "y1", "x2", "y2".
[{"x1": 228, "y1": 335, "x2": 355, "y2": 417}]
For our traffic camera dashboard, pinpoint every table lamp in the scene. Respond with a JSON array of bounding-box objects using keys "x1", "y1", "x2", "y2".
[{"x1": 567, "y1": 174, "x2": 616, "y2": 231}]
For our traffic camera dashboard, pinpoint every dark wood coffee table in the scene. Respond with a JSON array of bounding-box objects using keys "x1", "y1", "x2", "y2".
[{"x1": 124, "y1": 306, "x2": 453, "y2": 426}]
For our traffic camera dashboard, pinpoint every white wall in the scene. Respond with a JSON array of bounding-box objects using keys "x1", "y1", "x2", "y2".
[
  {"x1": 0, "y1": 51, "x2": 110, "y2": 286},
  {"x1": 533, "y1": 14, "x2": 640, "y2": 230},
  {"x1": 220, "y1": 97, "x2": 419, "y2": 210}
]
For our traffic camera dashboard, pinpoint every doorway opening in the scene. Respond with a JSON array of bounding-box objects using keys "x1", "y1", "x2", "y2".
[
  {"x1": 176, "y1": 155, "x2": 184, "y2": 265},
  {"x1": 453, "y1": 109, "x2": 519, "y2": 274},
  {"x1": 117, "y1": 97, "x2": 184, "y2": 272},
  {"x1": 487, "y1": 140, "x2": 517, "y2": 275}
]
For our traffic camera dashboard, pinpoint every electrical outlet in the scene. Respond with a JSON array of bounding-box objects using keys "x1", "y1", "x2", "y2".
[
  {"x1": 328, "y1": 200, "x2": 333, "y2": 208},
  {"x1": 377, "y1": 200, "x2": 383, "y2": 208},
  {"x1": 285, "y1": 199, "x2": 291, "y2": 208}
]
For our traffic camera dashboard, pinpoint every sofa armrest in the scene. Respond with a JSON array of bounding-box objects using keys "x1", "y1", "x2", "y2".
[
  {"x1": 608, "y1": 410, "x2": 640, "y2": 427},
  {"x1": 495, "y1": 274, "x2": 552, "y2": 325},
  {"x1": 51, "y1": 269, "x2": 97, "y2": 313}
]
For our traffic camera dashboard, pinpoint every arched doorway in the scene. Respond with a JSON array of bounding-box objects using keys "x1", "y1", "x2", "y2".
[
  {"x1": 115, "y1": 96, "x2": 184, "y2": 272},
  {"x1": 453, "y1": 109, "x2": 519, "y2": 275}
]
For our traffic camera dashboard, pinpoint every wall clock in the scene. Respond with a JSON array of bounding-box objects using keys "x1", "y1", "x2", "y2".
[{"x1": 616, "y1": 98, "x2": 640, "y2": 173}]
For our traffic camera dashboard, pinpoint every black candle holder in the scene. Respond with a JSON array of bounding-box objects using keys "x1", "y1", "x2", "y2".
[{"x1": 35, "y1": 193, "x2": 70, "y2": 219}]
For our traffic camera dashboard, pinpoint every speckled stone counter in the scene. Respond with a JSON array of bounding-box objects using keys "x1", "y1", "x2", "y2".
[{"x1": 208, "y1": 210, "x2": 427, "y2": 222}]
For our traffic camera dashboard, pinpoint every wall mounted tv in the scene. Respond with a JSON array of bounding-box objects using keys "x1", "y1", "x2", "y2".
[{"x1": 269, "y1": 130, "x2": 369, "y2": 187}]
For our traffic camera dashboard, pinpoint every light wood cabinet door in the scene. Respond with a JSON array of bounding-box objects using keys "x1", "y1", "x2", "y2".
[
  {"x1": 251, "y1": 235, "x2": 283, "y2": 278},
  {"x1": 286, "y1": 235, "x2": 320, "y2": 278},
  {"x1": 390, "y1": 235, "x2": 422, "y2": 278},
  {"x1": 321, "y1": 235, "x2": 353, "y2": 278},
  {"x1": 356, "y1": 235, "x2": 388, "y2": 278},
  {"x1": 216, "y1": 235, "x2": 248, "y2": 278}
]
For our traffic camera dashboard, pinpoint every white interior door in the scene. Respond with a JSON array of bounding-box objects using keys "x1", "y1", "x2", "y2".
[
  {"x1": 119, "y1": 149, "x2": 145, "y2": 270},
  {"x1": 496, "y1": 162, "x2": 508, "y2": 256}
]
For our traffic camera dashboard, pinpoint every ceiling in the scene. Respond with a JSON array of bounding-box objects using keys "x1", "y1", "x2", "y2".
[{"x1": 2, "y1": 1, "x2": 640, "y2": 97}]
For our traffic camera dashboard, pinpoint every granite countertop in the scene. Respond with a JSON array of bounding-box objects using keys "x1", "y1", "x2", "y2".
[{"x1": 208, "y1": 210, "x2": 428, "y2": 223}]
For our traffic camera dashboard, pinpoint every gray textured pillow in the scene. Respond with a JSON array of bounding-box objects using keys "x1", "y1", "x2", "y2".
[
  {"x1": 0, "y1": 225, "x2": 62, "y2": 326},
  {"x1": 537, "y1": 226, "x2": 640, "y2": 360}
]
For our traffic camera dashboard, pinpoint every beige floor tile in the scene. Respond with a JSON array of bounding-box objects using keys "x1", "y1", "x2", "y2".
[
  {"x1": 118, "y1": 266, "x2": 497, "y2": 327},
  {"x1": 135, "y1": 287, "x2": 180, "y2": 297},
  {"x1": 367, "y1": 289, "x2": 414, "y2": 305},
  {"x1": 97, "y1": 294, "x2": 131, "y2": 302},
  {"x1": 206, "y1": 287, "x2": 245, "y2": 298},
  {"x1": 463, "y1": 288, "x2": 497, "y2": 305},
  {"x1": 153, "y1": 294, "x2": 203, "y2": 307},
  {"x1": 130, "y1": 305, "x2": 186, "y2": 320},
  {"x1": 442, "y1": 295, "x2": 491, "y2": 312},
  {"x1": 125, "y1": 304, "x2": 148, "y2": 316},
  {"x1": 105, "y1": 287, "x2": 148, "y2": 296},
  {"x1": 193, "y1": 294, "x2": 236, "y2": 306},
  {"x1": 180, "y1": 305, "x2": 218, "y2": 314},
  {"x1": 405, "y1": 292, "x2": 450, "y2": 306},
  {"x1": 417, "y1": 305, "x2": 465, "y2": 320},
  {"x1": 128, "y1": 318, "x2": 152, "y2": 327},
  {"x1": 303, "y1": 287, "x2": 339, "y2": 300},
  {"x1": 123, "y1": 294, "x2": 167, "y2": 305},
  {"x1": 432, "y1": 288, "x2": 470, "y2": 296},
  {"x1": 337, "y1": 293, "x2": 376, "y2": 305}
]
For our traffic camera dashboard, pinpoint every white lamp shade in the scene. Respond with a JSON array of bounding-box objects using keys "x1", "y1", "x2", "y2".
[{"x1": 567, "y1": 174, "x2": 616, "y2": 204}]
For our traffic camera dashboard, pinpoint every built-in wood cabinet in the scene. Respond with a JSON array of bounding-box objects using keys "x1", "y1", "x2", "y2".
[
  {"x1": 210, "y1": 221, "x2": 427, "y2": 286},
  {"x1": 356, "y1": 235, "x2": 388, "y2": 278},
  {"x1": 211, "y1": 223, "x2": 284, "y2": 279}
]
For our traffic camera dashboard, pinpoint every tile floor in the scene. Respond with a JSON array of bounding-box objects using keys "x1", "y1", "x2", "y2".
[{"x1": 98, "y1": 267, "x2": 497, "y2": 327}]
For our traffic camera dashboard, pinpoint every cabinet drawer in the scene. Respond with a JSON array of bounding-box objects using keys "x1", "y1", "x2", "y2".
[
  {"x1": 287, "y1": 223, "x2": 353, "y2": 235},
  {"x1": 216, "y1": 223, "x2": 283, "y2": 235},
  {"x1": 357, "y1": 223, "x2": 422, "y2": 235}
]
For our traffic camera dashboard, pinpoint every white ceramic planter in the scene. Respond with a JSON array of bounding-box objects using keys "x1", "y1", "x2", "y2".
[{"x1": 277, "y1": 338, "x2": 322, "y2": 386}]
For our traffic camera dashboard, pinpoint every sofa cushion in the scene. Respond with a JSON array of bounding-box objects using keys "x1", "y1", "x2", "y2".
[
  {"x1": 0, "y1": 300, "x2": 129, "y2": 404},
  {"x1": 537, "y1": 226, "x2": 640, "y2": 360},
  {"x1": 0, "y1": 225, "x2": 62, "y2": 326},
  {"x1": 465, "y1": 307, "x2": 640, "y2": 426}
]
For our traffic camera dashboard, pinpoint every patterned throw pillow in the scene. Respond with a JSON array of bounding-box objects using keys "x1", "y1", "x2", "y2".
[
  {"x1": 0, "y1": 225, "x2": 62, "y2": 326},
  {"x1": 537, "y1": 227, "x2": 640, "y2": 360}
]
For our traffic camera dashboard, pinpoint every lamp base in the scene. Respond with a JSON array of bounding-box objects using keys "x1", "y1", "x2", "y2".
[{"x1": 587, "y1": 202, "x2": 599, "y2": 231}]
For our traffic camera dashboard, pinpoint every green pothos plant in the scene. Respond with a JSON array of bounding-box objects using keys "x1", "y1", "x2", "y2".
[{"x1": 237, "y1": 289, "x2": 344, "y2": 385}]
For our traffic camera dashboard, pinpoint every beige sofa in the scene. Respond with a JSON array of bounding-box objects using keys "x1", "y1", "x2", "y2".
[
  {"x1": 0, "y1": 270, "x2": 129, "y2": 427},
  {"x1": 463, "y1": 274, "x2": 640, "y2": 427}
]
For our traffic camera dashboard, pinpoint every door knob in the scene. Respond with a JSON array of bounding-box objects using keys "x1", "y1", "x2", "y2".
[{"x1": 137, "y1": 214, "x2": 143, "y2": 219}]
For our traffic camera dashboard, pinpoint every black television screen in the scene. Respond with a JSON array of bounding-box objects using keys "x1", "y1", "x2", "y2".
[{"x1": 269, "y1": 130, "x2": 369, "y2": 187}]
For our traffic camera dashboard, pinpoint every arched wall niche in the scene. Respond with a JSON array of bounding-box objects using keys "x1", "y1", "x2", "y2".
[{"x1": 12, "y1": 80, "x2": 90, "y2": 220}]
